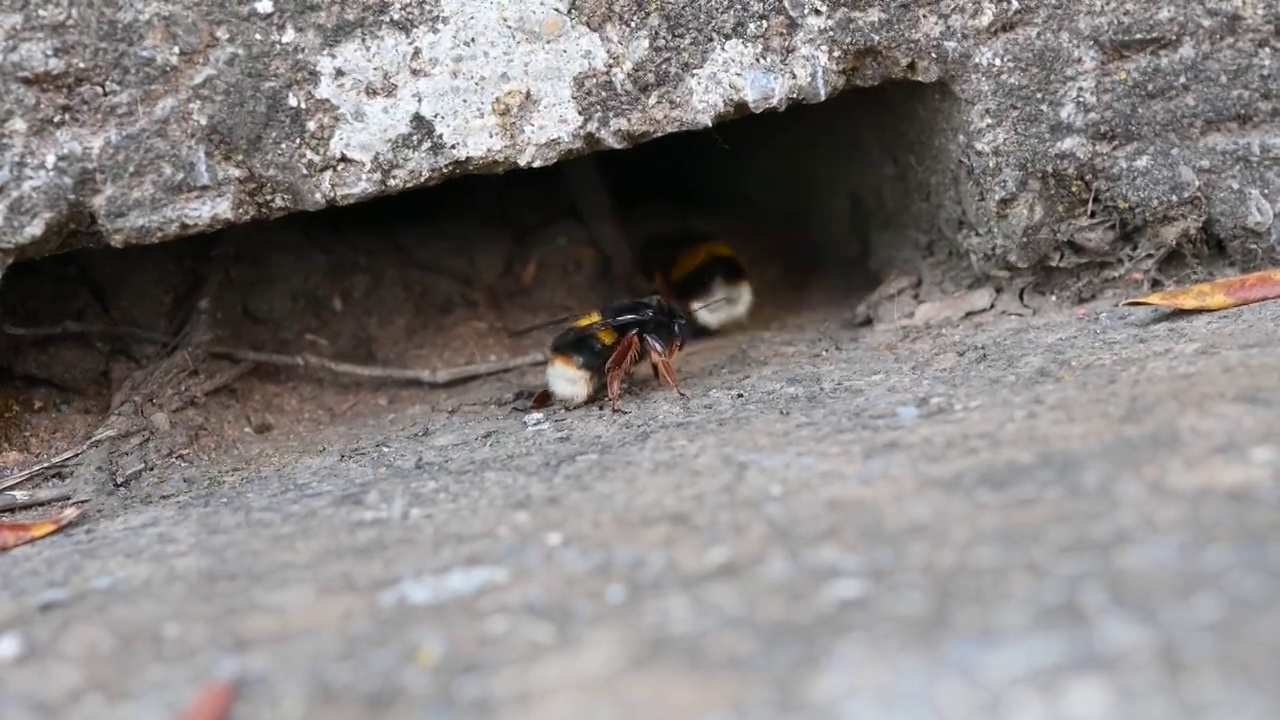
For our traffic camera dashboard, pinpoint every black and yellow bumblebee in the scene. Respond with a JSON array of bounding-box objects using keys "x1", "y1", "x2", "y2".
[
  {"x1": 636, "y1": 233, "x2": 754, "y2": 335},
  {"x1": 513, "y1": 295, "x2": 693, "y2": 413}
]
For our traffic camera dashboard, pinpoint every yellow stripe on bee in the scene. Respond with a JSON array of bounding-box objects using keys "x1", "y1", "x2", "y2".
[
  {"x1": 668, "y1": 242, "x2": 738, "y2": 284},
  {"x1": 571, "y1": 310, "x2": 619, "y2": 345}
]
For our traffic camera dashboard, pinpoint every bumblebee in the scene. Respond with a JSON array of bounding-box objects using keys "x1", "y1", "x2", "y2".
[
  {"x1": 637, "y1": 234, "x2": 754, "y2": 334},
  {"x1": 516, "y1": 295, "x2": 692, "y2": 413}
]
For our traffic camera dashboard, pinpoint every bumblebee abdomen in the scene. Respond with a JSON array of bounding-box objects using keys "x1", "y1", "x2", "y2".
[
  {"x1": 668, "y1": 254, "x2": 747, "y2": 298},
  {"x1": 545, "y1": 352, "x2": 600, "y2": 406},
  {"x1": 666, "y1": 242, "x2": 742, "y2": 286},
  {"x1": 666, "y1": 251, "x2": 753, "y2": 332}
]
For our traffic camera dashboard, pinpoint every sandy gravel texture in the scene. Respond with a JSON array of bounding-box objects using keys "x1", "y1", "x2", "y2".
[{"x1": 1, "y1": 294, "x2": 1278, "y2": 720}]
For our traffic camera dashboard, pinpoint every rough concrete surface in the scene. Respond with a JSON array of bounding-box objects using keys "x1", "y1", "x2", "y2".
[
  {"x1": 1, "y1": 298, "x2": 1279, "y2": 720},
  {"x1": 2, "y1": 0, "x2": 1277, "y2": 274}
]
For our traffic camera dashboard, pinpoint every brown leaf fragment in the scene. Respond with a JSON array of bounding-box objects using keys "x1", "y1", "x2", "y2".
[
  {"x1": 176, "y1": 678, "x2": 238, "y2": 720},
  {"x1": 0, "y1": 506, "x2": 86, "y2": 552},
  {"x1": 1119, "y1": 269, "x2": 1280, "y2": 311}
]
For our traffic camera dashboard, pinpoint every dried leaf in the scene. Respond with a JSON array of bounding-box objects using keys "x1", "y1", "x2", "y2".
[
  {"x1": 0, "y1": 506, "x2": 85, "y2": 552},
  {"x1": 1119, "y1": 269, "x2": 1280, "y2": 311},
  {"x1": 176, "y1": 678, "x2": 238, "y2": 720}
]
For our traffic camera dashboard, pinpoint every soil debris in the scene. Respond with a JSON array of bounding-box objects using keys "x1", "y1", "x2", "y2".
[
  {"x1": 908, "y1": 286, "x2": 998, "y2": 326},
  {"x1": 850, "y1": 272, "x2": 921, "y2": 326},
  {"x1": 0, "y1": 428, "x2": 121, "y2": 492}
]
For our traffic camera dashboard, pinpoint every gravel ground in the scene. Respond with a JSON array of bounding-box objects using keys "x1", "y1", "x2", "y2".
[{"x1": 1, "y1": 298, "x2": 1278, "y2": 720}]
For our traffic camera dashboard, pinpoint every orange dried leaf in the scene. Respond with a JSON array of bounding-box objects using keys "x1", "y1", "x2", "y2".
[
  {"x1": 176, "y1": 679, "x2": 238, "y2": 720},
  {"x1": 1120, "y1": 269, "x2": 1280, "y2": 311},
  {"x1": 0, "y1": 506, "x2": 85, "y2": 552}
]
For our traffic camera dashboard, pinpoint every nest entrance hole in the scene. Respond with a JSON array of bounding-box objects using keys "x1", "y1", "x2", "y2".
[{"x1": 0, "y1": 79, "x2": 966, "y2": 459}]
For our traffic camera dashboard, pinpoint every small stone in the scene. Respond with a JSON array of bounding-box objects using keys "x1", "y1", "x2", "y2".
[
  {"x1": 148, "y1": 411, "x2": 171, "y2": 434},
  {"x1": 702, "y1": 544, "x2": 734, "y2": 569},
  {"x1": 377, "y1": 565, "x2": 511, "y2": 608},
  {"x1": 1247, "y1": 444, "x2": 1278, "y2": 465},
  {"x1": 1243, "y1": 189, "x2": 1274, "y2": 234},
  {"x1": 540, "y1": 14, "x2": 566, "y2": 37},
  {"x1": 0, "y1": 630, "x2": 28, "y2": 664},
  {"x1": 819, "y1": 576, "x2": 874, "y2": 606},
  {"x1": 88, "y1": 574, "x2": 119, "y2": 591},
  {"x1": 544, "y1": 531, "x2": 565, "y2": 547},
  {"x1": 524, "y1": 412, "x2": 547, "y2": 428},
  {"x1": 896, "y1": 405, "x2": 921, "y2": 421},
  {"x1": 35, "y1": 587, "x2": 73, "y2": 610}
]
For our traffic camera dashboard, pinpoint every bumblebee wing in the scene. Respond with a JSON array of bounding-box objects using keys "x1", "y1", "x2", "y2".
[
  {"x1": 506, "y1": 311, "x2": 591, "y2": 338},
  {"x1": 554, "y1": 317, "x2": 629, "y2": 343},
  {"x1": 554, "y1": 308, "x2": 661, "y2": 343},
  {"x1": 687, "y1": 296, "x2": 730, "y2": 314},
  {"x1": 510, "y1": 306, "x2": 658, "y2": 340}
]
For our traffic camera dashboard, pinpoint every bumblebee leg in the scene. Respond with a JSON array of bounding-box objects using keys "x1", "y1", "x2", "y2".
[
  {"x1": 655, "y1": 359, "x2": 689, "y2": 399},
  {"x1": 643, "y1": 336, "x2": 689, "y2": 400},
  {"x1": 530, "y1": 388, "x2": 554, "y2": 410},
  {"x1": 604, "y1": 330, "x2": 642, "y2": 413}
]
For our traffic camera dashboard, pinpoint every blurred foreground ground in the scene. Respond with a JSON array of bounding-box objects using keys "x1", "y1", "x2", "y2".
[{"x1": 1, "y1": 297, "x2": 1278, "y2": 720}]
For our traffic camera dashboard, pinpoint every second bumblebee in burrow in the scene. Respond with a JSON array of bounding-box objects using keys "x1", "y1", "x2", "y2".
[
  {"x1": 522, "y1": 294, "x2": 691, "y2": 413},
  {"x1": 637, "y1": 233, "x2": 754, "y2": 335}
]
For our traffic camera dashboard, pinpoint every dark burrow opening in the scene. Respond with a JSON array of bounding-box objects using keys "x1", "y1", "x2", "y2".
[{"x1": 0, "y1": 80, "x2": 969, "y2": 485}]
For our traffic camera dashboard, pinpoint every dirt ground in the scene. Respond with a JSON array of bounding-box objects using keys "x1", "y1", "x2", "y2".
[{"x1": 2, "y1": 259, "x2": 1279, "y2": 718}]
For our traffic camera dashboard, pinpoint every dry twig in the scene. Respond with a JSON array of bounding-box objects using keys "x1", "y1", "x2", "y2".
[
  {"x1": 211, "y1": 347, "x2": 547, "y2": 385},
  {"x1": 0, "y1": 487, "x2": 75, "y2": 513},
  {"x1": 3, "y1": 322, "x2": 547, "y2": 387}
]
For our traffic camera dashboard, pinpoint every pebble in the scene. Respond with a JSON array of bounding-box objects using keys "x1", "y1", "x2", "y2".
[
  {"x1": 88, "y1": 574, "x2": 120, "y2": 591},
  {"x1": 819, "y1": 576, "x2": 874, "y2": 607},
  {"x1": 524, "y1": 412, "x2": 547, "y2": 428},
  {"x1": 148, "y1": 411, "x2": 171, "y2": 434},
  {"x1": 35, "y1": 587, "x2": 73, "y2": 610},
  {"x1": 377, "y1": 565, "x2": 511, "y2": 608},
  {"x1": 0, "y1": 629, "x2": 28, "y2": 664}
]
